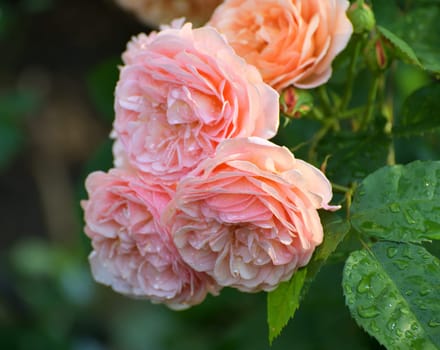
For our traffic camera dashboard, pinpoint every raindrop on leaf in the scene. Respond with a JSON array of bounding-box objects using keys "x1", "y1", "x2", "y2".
[
  {"x1": 428, "y1": 320, "x2": 440, "y2": 328},
  {"x1": 357, "y1": 305, "x2": 380, "y2": 319},
  {"x1": 357, "y1": 275, "x2": 372, "y2": 294},
  {"x1": 389, "y1": 203, "x2": 401, "y2": 213},
  {"x1": 387, "y1": 247, "x2": 398, "y2": 258}
]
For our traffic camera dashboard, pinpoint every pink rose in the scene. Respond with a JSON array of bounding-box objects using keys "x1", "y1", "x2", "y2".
[
  {"x1": 82, "y1": 169, "x2": 219, "y2": 309},
  {"x1": 110, "y1": 130, "x2": 132, "y2": 170},
  {"x1": 208, "y1": 0, "x2": 353, "y2": 90},
  {"x1": 163, "y1": 137, "x2": 339, "y2": 292},
  {"x1": 114, "y1": 23, "x2": 279, "y2": 182}
]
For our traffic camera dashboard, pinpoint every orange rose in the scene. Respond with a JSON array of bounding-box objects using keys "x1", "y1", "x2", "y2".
[{"x1": 208, "y1": 0, "x2": 353, "y2": 90}]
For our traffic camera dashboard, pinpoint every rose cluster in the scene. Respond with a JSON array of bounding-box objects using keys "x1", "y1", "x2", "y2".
[{"x1": 82, "y1": 0, "x2": 351, "y2": 309}]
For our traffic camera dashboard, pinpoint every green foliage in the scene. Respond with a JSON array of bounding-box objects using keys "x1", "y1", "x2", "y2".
[
  {"x1": 267, "y1": 268, "x2": 306, "y2": 344},
  {"x1": 394, "y1": 83, "x2": 440, "y2": 136},
  {"x1": 376, "y1": 26, "x2": 421, "y2": 69},
  {"x1": 351, "y1": 161, "x2": 440, "y2": 242},
  {"x1": 267, "y1": 2, "x2": 440, "y2": 345},
  {"x1": 391, "y1": 6, "x2": 440, "y2": 74},
  {"x1": 317, "y1": 131, "x2": 390, "y2": 186},
  {"x1": 343, "y1": 241, "x2": 440, "y2": 350},
  {"x1": 267, "y1": 215, "x2": 350, "y2": 343},
  {"x1": 301, "y1": 215, "x2": 351, "y2": 291},
  {"x1": 372, "y1": 0, "x2": 440, "y2": 73}
]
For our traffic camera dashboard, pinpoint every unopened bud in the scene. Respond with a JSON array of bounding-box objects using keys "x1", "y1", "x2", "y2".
[
  {"x1": 280, "y1": 87, "x2": 313, "y2": 119},
  {"x1": 347, "y1": 2, "x2": 376, "y2": 34},
  {"x1": 366, "y1": 37, "x2": 390, "y2": 72}
]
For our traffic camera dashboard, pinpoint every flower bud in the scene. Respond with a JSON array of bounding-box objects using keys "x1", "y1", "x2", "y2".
[
  {"x1": 347, "y1": 2, "x2": 375, "y2": 34},
  {"x1": 280, "y1": 87, "x2": 313, "y2": 119},
  {"x1": 365, "y1": 37, "x2": 391, "y2": 72}
]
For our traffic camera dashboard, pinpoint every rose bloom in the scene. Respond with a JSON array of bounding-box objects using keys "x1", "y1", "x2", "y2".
[
  {"x1": 110, "y1": 130, "x2": 132, "y2": 170},
  {"x1": 82, "y1": 169, "x2": 219, "y2": 309},
  {"x1": 208, "y1": 0, "x2": 353, "y2": 90},
  {"x1": 163, "y1": 137, "x2": 339, "y2": 292},
  {"x1": 113, "y1": 23, "x2": 279, "y2": 183},
  {"x1": 115, "y1": 0, "x2": 222, "y2": 27}
]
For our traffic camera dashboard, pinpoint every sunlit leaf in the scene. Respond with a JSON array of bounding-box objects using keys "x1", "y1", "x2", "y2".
[
  {"x1": 351, "y1": 160, "x2": 440, "y2": 242},
  {"x1": 343, "y1": 241, "x2": 440, "y2": 350}
]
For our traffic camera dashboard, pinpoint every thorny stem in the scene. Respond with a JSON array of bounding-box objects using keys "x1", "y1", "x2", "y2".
[
  {"x1": 310, "y1": 106, "x2": 324, "y2": 121},
  {"x1": 360, "y1": 74, "x2": 382, "y2": 130},
  {"x1": 331, "y1": 105, "x2": 368, "y2": 120},
  {"x1": 332, "y1": 181, "x2": 357, "y2": 219},
  {"x1": 359, "y1": 236, "x2": 373, "y2": 252},
  {"x1": 307, "y1": 119, "x2": 335, "y2": 162},
  {"x1": 317, "y1": 85, "x2": 332, "y2": 115},
  {"x1": 340, "y1": 38, "x2": 363, "y2": 111},
  {"x1": 381, "y1": 64, "x2": 397, "y2": 166},
  {"x1": 332, "y1": 183, "x2": 351, "y2": 193},
  {"x1": 383, "y1": 94, "x2": 396, "y2": 165}
]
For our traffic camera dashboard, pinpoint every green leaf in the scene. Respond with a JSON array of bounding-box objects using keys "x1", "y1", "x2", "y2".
[
  {"x1": 370, "y1": 0, "x2": 401, "y2": 27},
  {"x1": 343, "y1": 241, "x2": 440, "y2": 350},
  {"x1": 377, "y1": 26, "x2": 422, "y2": 68},
  {"x1": 267, "y1": 214, "x2": 350, "y2": 344},
  {"x1": 372, "y1": 2, "x2": 440, "y2": 73},
  {"x1": 394, "y1": 84, "x2": 440, "y2": 136},
  {"x1": 392, "y1": 6, "x2": 440, "y2": 74},
  {"x1": 351, "y1": 160, "x2": 440, "y2": 242},
  {"x1": 303, "y1": 214, "x2": 351, "y2": 287},
  {"x1": 267, "y1": 268, "x2": 307, "y2": 345},
  {"x1": 317, "y1": 131, "x2": 390, "y2": 186}
]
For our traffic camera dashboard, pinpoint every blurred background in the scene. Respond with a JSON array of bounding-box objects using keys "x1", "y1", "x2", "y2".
[{"x1": 0, "y1": 0, "x2": 437, "y2": 349}]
